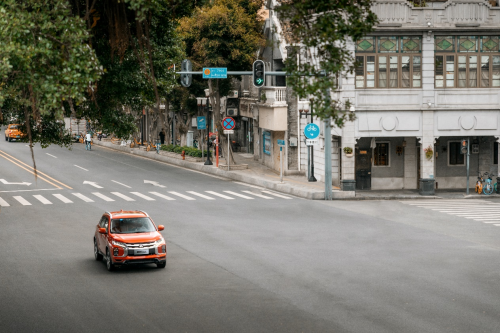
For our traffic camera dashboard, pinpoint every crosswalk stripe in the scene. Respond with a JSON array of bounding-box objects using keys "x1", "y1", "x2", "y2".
[
  {"x1": 224, "y1": 191, "x2": 254, "y2": 199},
  {"x1": 130, "y1": 192, "x2": 155, "y2": 201},
  {"x1": 149, "y1": 192, "x2": 176, "y2": 201},
  {"x1": 242, "y1": 190, "x2": 273, "y2": 199},
  {"x1": 0, "y1": 197, "x2": 10, "y2": 207},
  {"x1": 186, "y1": 191, "x2": 215, "y2": 200},
  {"x1": 33, "y1": 195, "x2": 52, "y2": 205},
  {"x1": 13, "y1": 196, "x2": 31, "y2": 206},
  {"x1": 53, "y1": 194, "x2": 73, "y2": 203},
  {"x1": 168, "y1": 191, "x2": 195, "y2": 200},
  {"x1": 262, "y1": 191, "x2": 293, "y2": 199},
  {"x1": 205, "y1": 191, "x2": 234, "y2": 199},
  {"x1": 92, "y1": 192, "x2": 115, "y2": 202},
  {"x1": 72, "y1": 193, "x2": 94, "y2": 202},
  {"x1": 111, "y1": 192, "x2": 135, "y2": 201}
]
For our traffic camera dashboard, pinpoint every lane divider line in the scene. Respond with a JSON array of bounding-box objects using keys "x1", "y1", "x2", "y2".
[
  {"x1": 0, "y1": 152, "x2": 62, "y2": 189},
  {"x1": 0, "y1": 150, "x2": 71, "y2": 189}
]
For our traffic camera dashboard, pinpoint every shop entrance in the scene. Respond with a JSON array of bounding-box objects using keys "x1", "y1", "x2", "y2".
[{"x1": 355, "y1": 148, "x2": 372, "y2": 190}]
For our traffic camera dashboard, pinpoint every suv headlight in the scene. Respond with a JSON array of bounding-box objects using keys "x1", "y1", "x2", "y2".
[
  {"x1": 154, "y1": 238, "x2": 165, "y2": 245},
  {"x1": 112, "y1": 240, "x2": 126, "y2": 247}
]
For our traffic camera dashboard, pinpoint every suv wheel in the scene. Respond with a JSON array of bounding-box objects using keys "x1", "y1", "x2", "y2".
[
  {"x1": 157, "y1": 262, "x2": 166, "y2": 269},
  {"x1": 106, "y1": 249, "x2": 115, "y2": 271},
  {"x1": 94, "y1": 239, "x2": 103, "y2": 261},
  {"x1": 8, "y1": 137, "x2": 11, "y2": 142},
  {"x1": 4, "y1": 136, "x2": 7, "y2": 141}
]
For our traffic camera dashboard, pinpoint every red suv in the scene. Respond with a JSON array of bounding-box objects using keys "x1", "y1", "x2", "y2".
[{"x1": 94, "y1": 210, "x2": 166, "y2": 271}]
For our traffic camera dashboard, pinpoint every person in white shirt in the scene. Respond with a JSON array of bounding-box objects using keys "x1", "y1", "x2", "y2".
[{"x1": 85, "y1": 133, "x2": 92, "y2": 150}]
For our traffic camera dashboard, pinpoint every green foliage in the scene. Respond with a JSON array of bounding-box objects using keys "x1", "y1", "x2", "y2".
[
  {"x1": 276, "y1": 0, "x2": 378, "y2": 126},
  {"x1": 0, "y1": 0, "x2": 101, "y2": 147}
]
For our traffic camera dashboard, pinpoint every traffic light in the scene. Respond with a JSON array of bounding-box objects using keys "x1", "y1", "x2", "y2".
[
  {"x1": 253, "y1": 60, "x2": 265, "y2": 87},
  {"x1": 180, "y1": 59, "x2": 192, "y2": 87},
  {"x1": 461, "y1": 139, "x2": 468, "y2": 154}
]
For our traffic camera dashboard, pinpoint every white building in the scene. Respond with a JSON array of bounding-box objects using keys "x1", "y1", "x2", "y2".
[{"x1": 242, "y1": 0, "x2": 500, "y2": 195}]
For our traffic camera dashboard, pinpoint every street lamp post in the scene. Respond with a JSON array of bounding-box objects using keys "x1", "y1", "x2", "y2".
[
  {"x1": 308, "y1": 99, "x2": 317, "y2": 182},
  {"x1": 204, "y1": 93, "x2": 213, "y2": 165}
]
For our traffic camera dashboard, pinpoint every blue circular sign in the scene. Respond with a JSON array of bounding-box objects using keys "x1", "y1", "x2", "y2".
[{"x1": 304, "y1": 123, "x2": 320, "y2": 139}]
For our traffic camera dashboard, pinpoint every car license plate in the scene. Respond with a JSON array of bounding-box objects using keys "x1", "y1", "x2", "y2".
[
  {"x1": 16, "y1": 135, "x2": 20, "y2": 138},
  {"x1": 135, "y1": 249, "x2": 149, "y2": 255}
]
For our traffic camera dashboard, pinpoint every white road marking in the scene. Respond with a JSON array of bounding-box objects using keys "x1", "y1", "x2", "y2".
[
  {"x1": 0, "y1": 179, "x2": 31, "y2": 186},
  {"x1": 74, "y1": 165, "x2": 89, "y2": 171},
  {"x1": 242, "y1": 190, "x2": 273, "y2": 199},
  {"x1": 13, "y1": 196, "x2": 31, "y2": 205},
  {"x1": 0, "y1": 188, "x2": 58, "y2": 193},
  {"x1": 168, "y1": 192, "x2": 195, "y2": 200},
  {"x1": 144, "y1": 180, "x2": 166, "y2": 188},
  {"x1": 130, "y1": 192, "x2": 155, "y2": 201},
  {"x1": 0, "y1": 197, "x2": 10, "y2": 206},
  {"x1": 46, "y1": 153, "x2": 57, "y2": 158},
  {"x1": 92, "y1": 192, "x2": 115, "y2": 202},
  {"x1": 205, "y1": 191, "x2": 234, "y2": 199},
  {"x1": 83, "y1": 181, "x2": 102, "y2": 188},
  {"x1": 33, "y1": 195, "x2": 52, "y2": 205},
  {"x1": 493, "y1": 224, "x2": 500, "y2": 226},
  {"x1": 111, "y1": 180, "x2": 131, "y2": 188},
  {"x1": 262, "y1": 191, "x2": 293, "y2": 199},
  {"x1": 186, "y1": 191, "x2": 215, "y2": 200},
  {"x1": 111, "y1": 192, "x2": 135, "y2": 201},
  {"x1": 223, "y1": 191, "x2": 254, "y2": 199},
  {"x1": 53, "y1": 194, "x2": 73, "y2": 203},
  {"x1": 149, "y1": 192, "x2": 176, "y2": 201},
  {"x1": 72, "y1": 193, "x2": 94, "y2": 202}
]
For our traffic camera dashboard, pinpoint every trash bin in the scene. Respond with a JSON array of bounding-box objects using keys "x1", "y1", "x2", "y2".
[
  {"x1": 419, "y1": 178, "x2": 435, "y2": 196},
  {"x1": 341, "y1": 179, "x2": 356, "y2": 191},
  {"x1": 356, "y1": 169, "x2": 371, "y2": 190}
]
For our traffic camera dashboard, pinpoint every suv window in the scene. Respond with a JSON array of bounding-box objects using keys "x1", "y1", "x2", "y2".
[
  {"x1": 99, "y1": 216, "x2": 108, "y2": 229},
  {"x1": 110, "y1": 217, "x2": 155, "y2": 234}
]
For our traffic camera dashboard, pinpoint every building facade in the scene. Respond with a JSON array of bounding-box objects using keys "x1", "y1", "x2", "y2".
[{"x1": 242, "y1": 0, "x2": 500, "y2": 195}]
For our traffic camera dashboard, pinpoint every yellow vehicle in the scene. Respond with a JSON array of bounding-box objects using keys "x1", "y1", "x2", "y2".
[{"x1": 4, "y1": 124, "x2": 26, "y2": 142}]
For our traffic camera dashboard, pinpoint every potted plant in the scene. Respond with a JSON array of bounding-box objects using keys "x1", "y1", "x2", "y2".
[
  {"x1": 261, "y1": 91, "x2": 267, "y2": 103},
  {"x1": 424, "y1": 145, "x2": 434, "y2": 160},
  {"x1": 343, "y1": 146, "x2": 354, "y2": 157}
]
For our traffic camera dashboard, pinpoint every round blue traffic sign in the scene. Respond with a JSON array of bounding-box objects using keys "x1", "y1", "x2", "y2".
[
  {"x1": 222, "y1": 117, "x2": 235, "y2": 130},
  {"x1": 304, "y1": 123, "x2": 320, "y2": 139}
]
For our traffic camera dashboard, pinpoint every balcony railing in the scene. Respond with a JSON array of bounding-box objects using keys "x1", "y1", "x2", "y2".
[{"x1": 261, "y1": 87, "x2": 287, "y2": 106}]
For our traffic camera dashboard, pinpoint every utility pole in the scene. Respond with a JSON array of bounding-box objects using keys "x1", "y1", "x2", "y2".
[
  {"x1": 309, "y1": 99, "x2": 317, "y2": 182},
  {"x1": 324, "y1": 75, "x2": 332, "y2": 200}
]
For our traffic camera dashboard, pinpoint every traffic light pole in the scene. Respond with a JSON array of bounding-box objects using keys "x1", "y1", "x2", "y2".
[{"x1": 466, "y1": 137, "x2": 470, "y2": 195}]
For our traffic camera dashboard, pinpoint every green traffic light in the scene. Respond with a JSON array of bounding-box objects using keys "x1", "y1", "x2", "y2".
[{"x1": 256, "y1": 78, "x2": 263, "y2": 85}]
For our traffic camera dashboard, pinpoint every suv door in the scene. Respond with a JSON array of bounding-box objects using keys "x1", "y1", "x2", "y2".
[{"x1": 97, "y1": 216, "x2": 109, "y2": 253}]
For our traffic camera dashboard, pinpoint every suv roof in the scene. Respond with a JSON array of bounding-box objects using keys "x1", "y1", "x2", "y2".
[{"x1": 108, "y1": 210, "x2": 149, "y2": 218}]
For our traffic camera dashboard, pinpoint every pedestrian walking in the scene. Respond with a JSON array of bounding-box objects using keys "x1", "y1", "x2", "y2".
[{"x1": 159, "y1": 128, "x2": 165, "y2": 145}]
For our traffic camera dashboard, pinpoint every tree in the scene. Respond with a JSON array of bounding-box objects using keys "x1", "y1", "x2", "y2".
[
  {"x1": 275, "y1": 0, "x2": 377, "y2": 126},
  {"x1": 0, "y1": 0, "x2": 101, "y2": 174},
  {"x1": 178, "y1": 0, "x2": 265, "y2": 164}
]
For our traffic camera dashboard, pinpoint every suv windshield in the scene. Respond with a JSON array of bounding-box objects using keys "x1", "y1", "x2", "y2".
[
  {"x1": 9, "y1": 125, "x2": 18, "y2": 129},
  {"x1": 110, "y1": 217, "x2": 155, "y2": 234}
]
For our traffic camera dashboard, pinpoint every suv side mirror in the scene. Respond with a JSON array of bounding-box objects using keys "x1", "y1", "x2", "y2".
[
  {"x1": 98, "y1": 228, "x2": 107, "y2": 234},
  {"x1": 158, "y1": 225, "x2": 165, "y2": 231}
]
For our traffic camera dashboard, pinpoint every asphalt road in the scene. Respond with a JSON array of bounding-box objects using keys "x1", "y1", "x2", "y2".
[{"x1": 1, "y1": 134, "x2": 500, "y2": 333}]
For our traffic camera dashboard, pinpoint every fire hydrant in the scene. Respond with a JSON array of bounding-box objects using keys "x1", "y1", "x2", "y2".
[{"x1": 181, "y1": 150, "x2": 185, "y2": 160}]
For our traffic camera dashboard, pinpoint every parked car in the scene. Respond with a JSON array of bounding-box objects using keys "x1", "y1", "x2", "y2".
[
  {"x1": 4, "y1": 124, "x2": 26, "y2": 142},
  {"x1": 94, "y1": 210, "x2": 166, "y2": 271}
]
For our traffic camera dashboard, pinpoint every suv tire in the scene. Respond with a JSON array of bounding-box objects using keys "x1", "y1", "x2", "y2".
[
  {"x1": 4, "y1": 136, "x2": 7, "y2": 141},
  {"x1": 94, "y1": 239, "x2": 103, "y2": 261},
  {"x1": 106, "y1": 249, "x2": 115, "y2": 271},
  {"x1": 8, "y1": 137, "x2": 11, "y2": 142},
  {"x1": 157, "y1": 262, "x2": 166, "y2": 269}
]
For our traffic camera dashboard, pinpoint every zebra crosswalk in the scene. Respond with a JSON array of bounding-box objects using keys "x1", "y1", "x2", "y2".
[
  {"x1": 400, "y1": 199, "x2": 500, "y2": 226},
  {"x1": 0, "y1": 190, "x2": 293, "y2": 208}
]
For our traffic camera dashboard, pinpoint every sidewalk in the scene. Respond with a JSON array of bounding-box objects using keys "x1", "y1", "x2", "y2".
[{"x1": 92, "y1": 140, "x2": 500, "y2": 201}]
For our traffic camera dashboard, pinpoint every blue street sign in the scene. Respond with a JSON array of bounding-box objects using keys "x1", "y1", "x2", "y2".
[
  {"x1": 304, "y1": 123, "x2": 320, "y2": 139},
  {"x1": 222, "y1": 117, "x2": 235, "y2": 130},
  {"x1": 277, "y1": 139, "x2": 285, "y2": 146},
  {"x1": 203, "y1": 68, "x2": 227, "y2": 79},
  {"x1": 197, "y1": 116, "x2": 206, "y2": 130}
]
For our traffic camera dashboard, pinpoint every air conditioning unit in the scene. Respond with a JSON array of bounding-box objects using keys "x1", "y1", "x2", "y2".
[
  {"x1": 227, "y1": 108, "x2": 239, "y2": 117},
  {"x1": 227, "y1": 90, "x2": 239, "y2": 98}
]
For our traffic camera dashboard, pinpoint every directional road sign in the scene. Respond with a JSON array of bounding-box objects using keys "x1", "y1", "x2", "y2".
[
  {"x1": 197, "y1": 116, "x2": 206, "y2": 130},
  {"x1": 304, "y1": 123, "x2": 320, "y2": 139},
  {"x1": 222, "y1": 117, "x2": 236, "y2": 130},
  {"x1": 203, "y1": 68, "x2": 227, "y2": 79}
]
